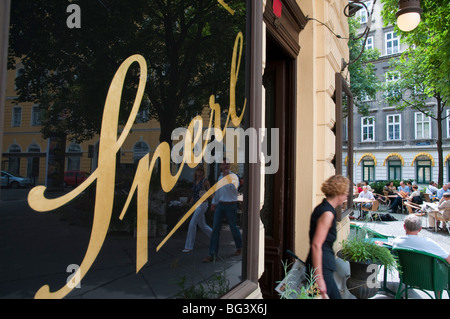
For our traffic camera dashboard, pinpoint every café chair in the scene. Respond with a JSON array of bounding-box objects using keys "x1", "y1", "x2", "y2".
[
  {"x1": 392, "y1": 248, "x2": 450, "y2": 299},
  {"x1": 361, "y1": 200, "x2": 380, "y2": 222}
]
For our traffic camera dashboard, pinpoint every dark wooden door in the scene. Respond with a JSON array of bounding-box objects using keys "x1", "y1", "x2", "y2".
[{"x1": 259, "y1": 55, "x2": 295, "y2": 298}]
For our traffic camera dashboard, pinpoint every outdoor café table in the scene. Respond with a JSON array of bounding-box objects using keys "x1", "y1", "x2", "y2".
[{"x1": 353, "y1": 198, "x2": 376, "y2": 220}]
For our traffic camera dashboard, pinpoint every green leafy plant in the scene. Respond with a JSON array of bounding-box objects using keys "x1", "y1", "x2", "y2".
[
  {"x1": 339, "y1": 227, "x2": 397, "y2": 272},
  {"x1": 277, "y1": 261, "x2": 321, "y2": 299}
]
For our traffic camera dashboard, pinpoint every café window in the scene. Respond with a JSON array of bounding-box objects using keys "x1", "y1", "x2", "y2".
[
  {"x1": 388, "y1": 159, "x2": 402, "y2": 180},
  {"x1": 416, "y1": 159, "x2": 431, "y2": 184},
  {"x1": 5, "y1": 0, "x2": 257, "y2": 299},
  {"x1": 362, "y1": 159, "x2": 375, "y2": 182}
]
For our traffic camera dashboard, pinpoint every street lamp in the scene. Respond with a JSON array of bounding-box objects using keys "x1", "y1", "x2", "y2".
[{"x1": 396, "y1": 0, "x2": 422, "y2": 32}]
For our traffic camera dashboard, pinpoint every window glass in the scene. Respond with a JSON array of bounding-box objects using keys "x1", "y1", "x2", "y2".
[
  {"x1": 385, "y1": 31, "x2": 399, "y2": 55},
  {"x1": 5, "y1": 0, "x2": 250, "y2": 299},
  {"x1": 362, "y1": 116, "x2": 375, "y2": 141},
  {"x1": 387, "y1": 114, "x2": 401, "y2": 140}
]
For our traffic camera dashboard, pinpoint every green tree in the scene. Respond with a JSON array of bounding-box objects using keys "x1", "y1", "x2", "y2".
[
  {"x1": 381, "y1": 0, "x2": 450, "y2": 185},
  {"x1": 346, "y1": 17, "x2": 381, "y2": 116}
]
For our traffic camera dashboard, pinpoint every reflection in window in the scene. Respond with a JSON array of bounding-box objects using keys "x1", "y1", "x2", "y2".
[
  {"x1": 12, "y1": 106, "x2": 22, "y2": 127},
  {"x1": 67, "y1": 143, "x2": 81, "y2": 171},
  {"x1": 8, "y1": 144, "x2": 21, "y2": 175},
  {"x1": 27, "y1": 143, "x2": 40, "y2": 180},
  {"x1": 7, "y1": 0, "x2": 250, "y2": 299}
]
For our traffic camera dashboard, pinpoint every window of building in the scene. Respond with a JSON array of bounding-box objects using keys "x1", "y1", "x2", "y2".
[
  {"x1": 8, "y1": 144, "x2": 21, "y2": 175},
  {"x1": 31, "y1": 105, "x2": 41, "y2": 126},
  {"x1": 363, "y1": 159, "x2": 375, "y2": 182},
  {"x1": 359, "y1": 1, "x2": 373, "y2": 24},
  {"x1": 12, "y1": 106, "x2": 22, "y2": 127},
  {"x1": 27, "y1": 143, "x2": 41, "y2": 181},
  {"x1": 67, "y1": 143, "x2": 81, "y2": 171},
  {"x1": 416, "y1": 160, "x2": 431, "y2": 184},
  {"x1": 387, "y1": 114, "x2": 401, "y2": 140},
  {"x1": 385, "y1": 31, "x2": 399, "y2": 55},
  {"x1": 361, "y1": 116, "x2": 375, "y2": 142},
  {"x1": 384, "y1": 71, "x2": 401, "y2": 100},
  {"x1": 365, "y1": 36, "x2": 374, "y2": 50},
  {"x1": 415, "y1": 112, "x2": 431, "y2": 139},
  {"x1": 388, "y1": 159, "x2": 402, "y2": 180},
  {"x1": 133, "y1": 140, "x2": 150, "y2": 165}
]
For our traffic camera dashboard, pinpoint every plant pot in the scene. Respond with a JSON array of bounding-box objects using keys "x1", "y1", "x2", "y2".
[{"x1": 337, "y1": 251, "x2": 380, "y2": 299}]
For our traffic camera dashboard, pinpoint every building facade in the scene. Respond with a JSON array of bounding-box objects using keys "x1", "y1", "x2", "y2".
[
  {"x1": 1, "y1": 0, "x2": 353, "y2": 299},
  {"x1": 352, "y1": 0, "x2": 450, "y2": 186}
]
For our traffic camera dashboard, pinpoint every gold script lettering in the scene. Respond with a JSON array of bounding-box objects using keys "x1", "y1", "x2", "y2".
[
  {"x1": 28, "y1": 31, "x2": 246, "y2": 299},
  {"x1": 30, "y1": 54, "x2": 147, "y2": 299}
]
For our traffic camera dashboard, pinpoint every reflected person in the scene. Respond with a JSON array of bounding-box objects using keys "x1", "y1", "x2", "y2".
[
  {"x1": 182, "y1": 166, "x2": 212, "y2": 253},
  {"x1": 203, "y1": 158, "x2": 242, "y2": 263}
]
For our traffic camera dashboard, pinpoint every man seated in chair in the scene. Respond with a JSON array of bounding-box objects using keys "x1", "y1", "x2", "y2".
[
  {"x1": 427, "y1": 192, "x2": 450, "y2": 231},
  {"x1": 392, "y1": 215, "x2": 450, "y2": 264},
  {"x1": 357, "y1": 186, "x2": 375, "y2": 219}
]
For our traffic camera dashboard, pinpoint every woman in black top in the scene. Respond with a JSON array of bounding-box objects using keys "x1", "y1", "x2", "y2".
[{"x1": 306, "y1": 175, "x2": 350, "y2": 299}]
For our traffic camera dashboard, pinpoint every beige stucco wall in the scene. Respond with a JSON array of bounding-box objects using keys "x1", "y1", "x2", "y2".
[{"x1": 295, "y1": 0, "x2": 351, "y2": 261}]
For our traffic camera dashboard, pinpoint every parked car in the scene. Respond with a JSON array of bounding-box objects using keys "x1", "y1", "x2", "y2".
[
  {"x1": 1, "y1": 171, "x2": 32, "y2": 189},
  {"x1": 64, "y1": 171, "x2": 90, "y2": 187}
]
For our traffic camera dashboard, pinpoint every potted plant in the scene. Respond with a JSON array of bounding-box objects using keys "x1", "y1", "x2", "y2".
[{"x1": 337, "y1": 235, "x2": 396, "y2": 299}]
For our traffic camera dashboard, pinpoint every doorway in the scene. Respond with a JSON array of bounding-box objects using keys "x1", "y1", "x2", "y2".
[{"x1": 259, "y1": 34, "x2": 296, "y2": 299}]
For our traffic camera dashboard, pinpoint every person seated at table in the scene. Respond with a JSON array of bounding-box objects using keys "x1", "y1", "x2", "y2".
[
  {"x1": 427, "y1": 193, "x2": 450, "y2": 231},
  {"x1": 383, "y1": 182, "x2": 395, "y2": 195},
  {"x1": 357, "y1": 186, "x2": 375, "y2": 209},
  {"x1": 436, "y1": 184, "x2": 449, "y2": 200},
  {"x1": 426, "y1": 181, "x2": 439, "y2": 202},
  {"x1": 388, "y1": 181, "x2": 410, "y2": 214},
  {"x1": 392, "y1": 214, "x2": 450, "y2": 264},
  {"x1": 407, "y1": 184, "x2": 423, "y2": 205}
]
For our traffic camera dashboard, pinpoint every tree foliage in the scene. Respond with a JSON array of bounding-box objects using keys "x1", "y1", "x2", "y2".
[
  {"x1": 8, "y1": 0, "x2": 247, "y2": 144},
  {"x1": 346, "y1": 17, "x2": 381, "y2": 115},
  {"x1": 381, "y1": 0, "x2": 450, "y2": 101}
]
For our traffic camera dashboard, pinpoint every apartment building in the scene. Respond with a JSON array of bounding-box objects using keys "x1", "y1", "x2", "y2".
[{"x1": 352, "y1": 0, "x2": 450, "y2": 185}]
